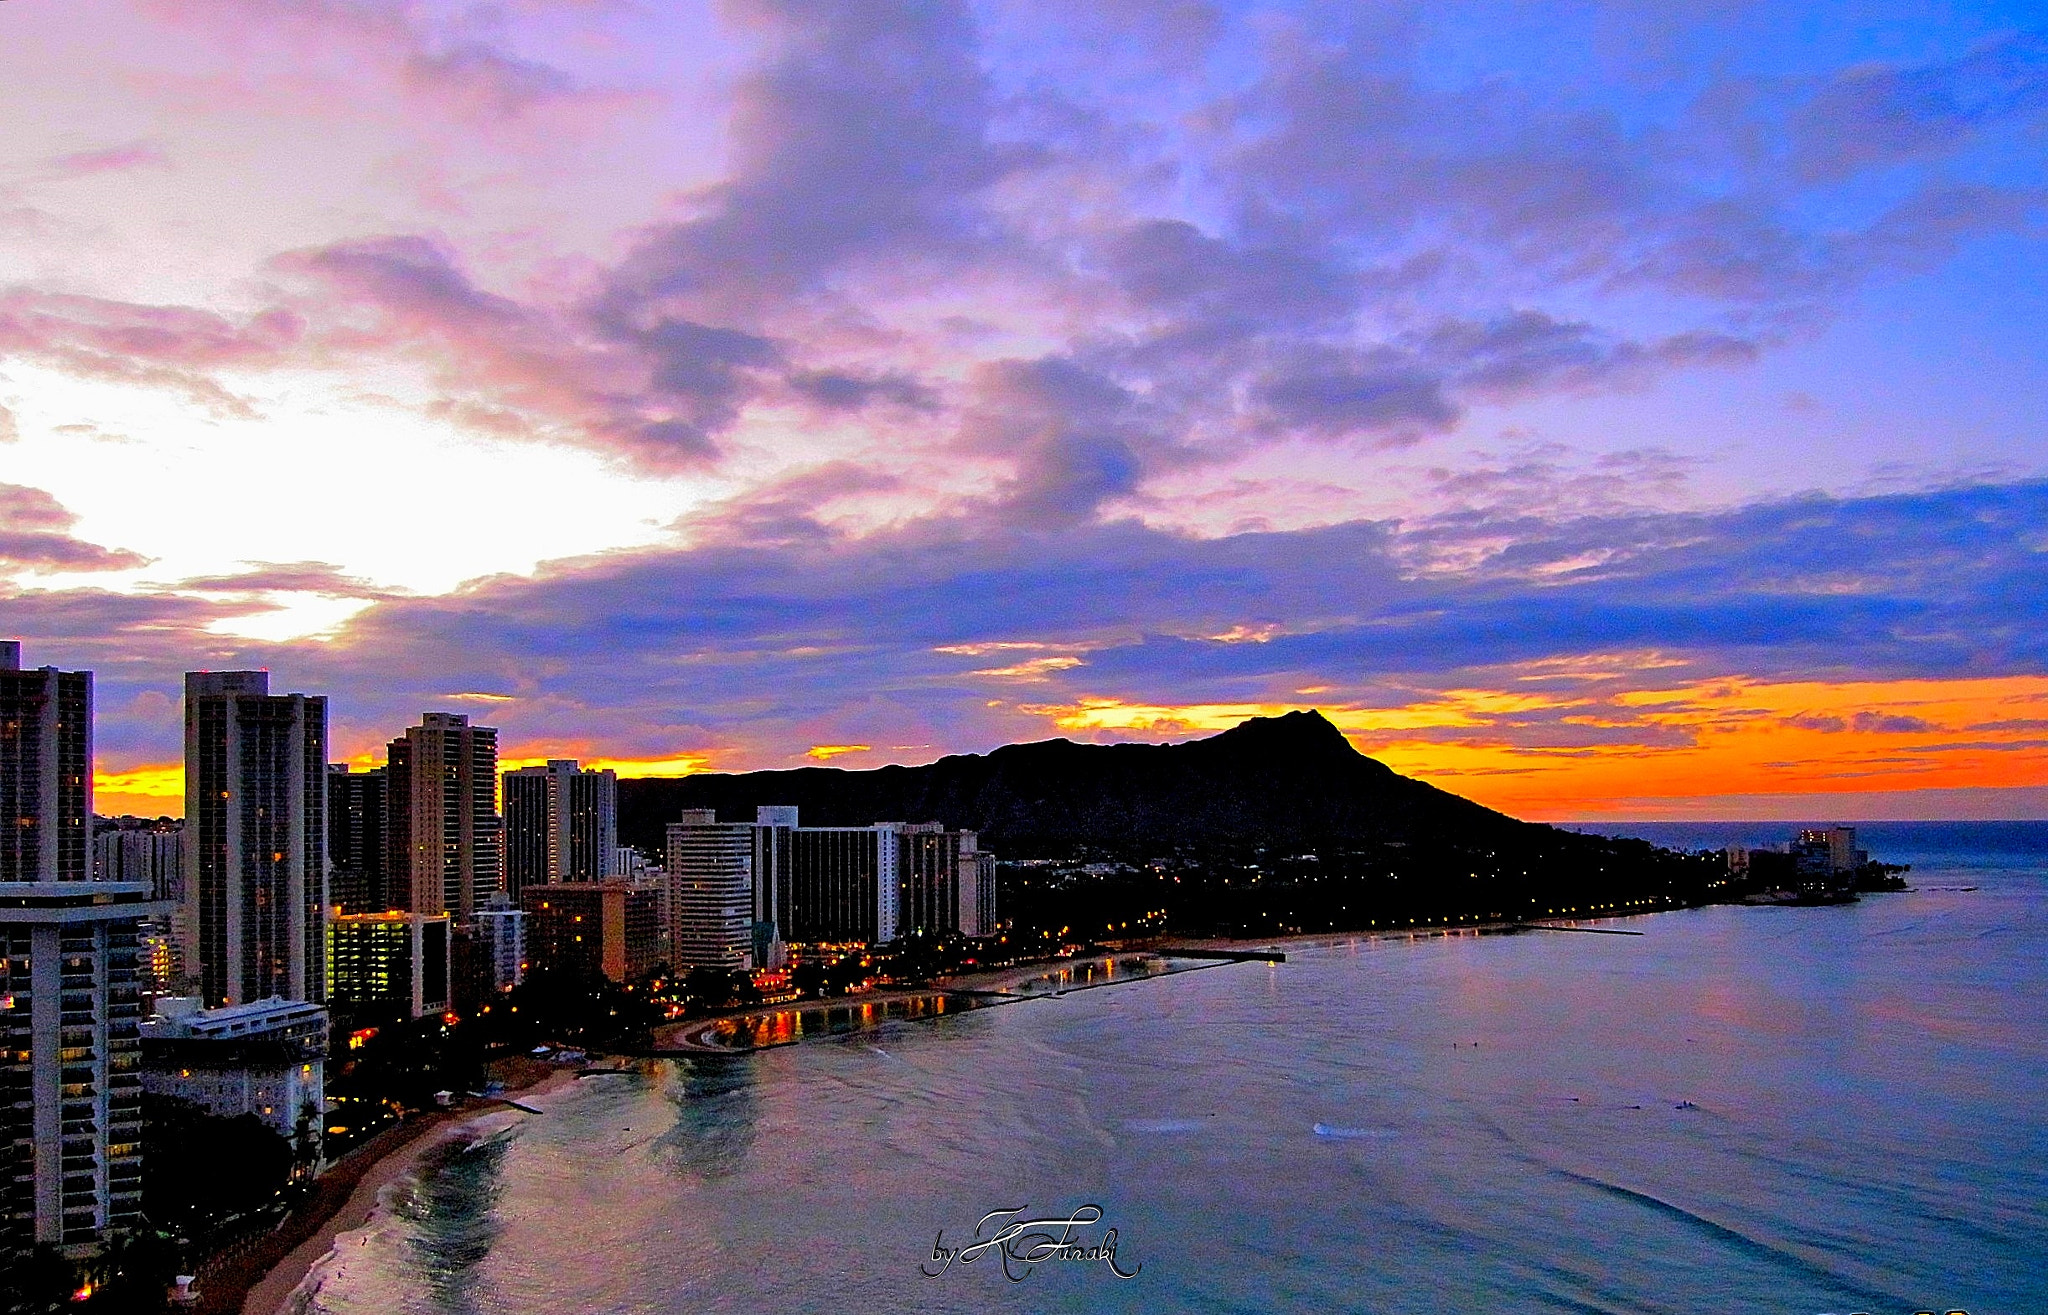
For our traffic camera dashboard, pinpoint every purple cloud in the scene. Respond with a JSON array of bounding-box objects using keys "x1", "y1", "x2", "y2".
[
  {"x1": 23, "y1": 1, "x2": 2009, "y2": 499},
  {"x1": 45, "y1": 142, "x2": 169, "y2": 179},
  {"x1": 1251, "y1": 358, "x2": 1457, "y2": 440},
  {"x1": 136, "y1": 0, "x2": 639, "y2": 129},
  {"x1": 6, "y1": 0, "x2": 2046, "y2": 797},
  {"x1": 158, "y1": 561, "x2": 402, "y2": 599},
  {"x1": 25, "y1": 475, "x2": 2023, "y2": 771},
  {"x1": 0, "y1": 291, "x2": 300, "y2": 417},
  {"x1": 603, "y1": 0, "x2": 1005, "y2": 305},
  {"x1": 1851, "y1": 711, "x2": 1939, "y2": 734},
  {"x1": 0, "y1": 485, "x2": 149, "y2": 573},
  {"x1": 960, "y1": 357, "x2": 1150, "y2": 524},
  {"x1": 1792, "y1": 33, "x2": 2048, "y2": 183}
]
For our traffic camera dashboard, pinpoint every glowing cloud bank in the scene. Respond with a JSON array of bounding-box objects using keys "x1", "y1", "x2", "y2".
[{"x1": 6, "y1": 1, "x2": 2044, "y2": 820}]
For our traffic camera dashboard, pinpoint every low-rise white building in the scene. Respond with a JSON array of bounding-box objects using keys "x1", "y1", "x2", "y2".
[{"x1": 139, "y1": 995, "x2": 328, "y2": 1146}]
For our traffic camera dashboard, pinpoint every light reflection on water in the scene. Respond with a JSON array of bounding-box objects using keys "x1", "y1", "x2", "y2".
[
  {"x1": 1005, "y1": 952, "x2": 1158, "y2": 994},
  {"x1": 702, "y1": 954, "x2": 1198, "y2": 1049},
  {"x1": 300, "y1": 829, "x2": 2048, "y2": 1315},
  {"x1": 707, "y1": 992, "x2": 965, "y2": 1049}
]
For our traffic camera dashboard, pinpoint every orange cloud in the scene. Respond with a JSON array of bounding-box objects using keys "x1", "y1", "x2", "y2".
[
  {"x1": 94, "y1": 671, "x2": 2048, "y2": 824},
  {"x1": 933, "y1": 641, "x2": 1052, "y2": 657},
  {"x1": 499, "y1": 751, "x2": 712, "y2": 777},
  {"x1": 1022, "y1": 691, "x2": 1584, "y2": 735},
  {"x1": 971, "y1": 655, "x2": 1084, "y2": 680},
  {"x1": 94, "y1": 763, "x2": 183, "y2": 817}
]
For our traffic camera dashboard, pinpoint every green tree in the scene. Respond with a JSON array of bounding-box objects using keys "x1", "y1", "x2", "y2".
[
  {"x1": 0, "y1": 1244, "x2": 81, "y2": 1315},
  {"x1": 80, "y1": 1228, "x2": 179, "y2": 1314},
  {"x1": 141, "y1": 1096, "x2": 294, "y2": 1241},
  {"x1": 790, "y1": 960, "x2": 828, "y2": 998},
  {"x1": 292, "y1": 1101, "x2": 323, "y2": 1180}
]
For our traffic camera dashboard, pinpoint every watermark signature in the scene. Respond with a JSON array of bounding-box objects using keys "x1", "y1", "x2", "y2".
[{"x1": 921, "y1": 1205, "x2": 1140, "y2": 1281}]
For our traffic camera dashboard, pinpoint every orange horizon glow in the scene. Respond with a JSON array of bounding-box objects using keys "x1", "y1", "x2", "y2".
[
  {"x1": 92, "y1": 762, "x2": 185, "y2": 818},
  {"x1": 495, "y1": 752, "x2": 714, "y2": 777},
  {"x1": 1024, "y1": 673, "x2": 2048, "y2": 819},
  {"x1": 91, "y1": 672, "x2": 2048, "y2": 822}
]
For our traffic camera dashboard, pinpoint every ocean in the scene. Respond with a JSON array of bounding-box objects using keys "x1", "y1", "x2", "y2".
[{"x1": 296, "y1": 822, "x2": 2048, "y2": 1315}]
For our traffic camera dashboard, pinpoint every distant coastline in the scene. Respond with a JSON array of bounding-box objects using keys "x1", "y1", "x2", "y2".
[{"x1": 649, "y1": 912, "x2": 1690, "y2": 1055}]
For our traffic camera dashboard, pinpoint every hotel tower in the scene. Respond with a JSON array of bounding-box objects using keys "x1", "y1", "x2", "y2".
[
  {"x1": 183, "y1": 670, "x2": 329, "y2": 1006},
  {"x1": 0, "y1": 641, "x2": 92, "y2": 883},
  {"x1": 386, "y1": 713, "x2": 501, "y2": 922},
  {"x1": 502, "y1": 759, "x2": 617, "y2": 898},
  {"x1": 1, "y1": 643, "x2": 155, "y2": 1263}
]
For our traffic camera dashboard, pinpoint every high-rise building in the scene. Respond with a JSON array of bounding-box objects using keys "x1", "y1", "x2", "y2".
[
  {"x1": 1796, "y1": 826, "x2": 1861, "y2": 875},
  {"x1": 93, "y1": 822, "x2": 184, "y2": 900},
  {"x1": 385, "y1": 714, "x2": 500, "y2": 923},
  {"x1": 966, "y1": 849, "x2": 998, "y2": 938},
  {"x1": 183, "y1": 671, "x2": 328, "y2": 1007},
  {"x1": 501, "y1": 760, "x2": 616, "y2": 897},
  {"x1": 898, "y1": 825, "x2": 999, "y2": 938},
  {"x1": 900, "y1": 824, "x2": 960, "y2": 938},
  {"x1": 0, "y1": 881, "x2": 158, "y2": 1263},
  {"x1": 668, "y1": 811, "x2": 998, "y2": 948},
  {"x1": 325, "y1": 764, "x2": 387, "y2": 914},
  {"x1": 784, "y1": 822, "x2": 904, "y2": 946},
  {"x1": 665, "y1": 811, "x2": 757, "y2": 970},
  {"x1": 0, "y1": 642, "x2": 92, "y2": 883},
  {"x1": 752, "y1": 806, "x2": 796, "y2": 965},
  {"x1": 139, "y1": 995, "x2": 327, "y2": 1147},
  {"x1": 662, "y1": 807, "x2": 793, "y2": 971},
  {"x1": 325, "y1": 911, "x2": 451, "y2": 1019},
  {"x1": 96, "y1": 820, "x2": 189, "y2": 994},
  {"x1": 521, "y1": 882, "x2": 662, "y2": 983}
]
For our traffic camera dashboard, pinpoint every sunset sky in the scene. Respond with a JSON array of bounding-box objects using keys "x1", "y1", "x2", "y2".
[{"x1": 3, "y1": 0, "x2": 2044, "y2": 821}]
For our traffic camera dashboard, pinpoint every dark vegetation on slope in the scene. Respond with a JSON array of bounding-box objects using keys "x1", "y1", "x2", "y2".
[{"x1": 620, "y1": 711, "x2": 1726, "y2": 939}]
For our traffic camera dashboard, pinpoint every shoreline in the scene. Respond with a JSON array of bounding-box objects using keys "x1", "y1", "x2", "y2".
[
  {"x1": 237, "y1": 908, "x2": 1705, "y2": 1306},
  {"x1": 234, "y1": 1068, "x2": 578, "y2": 1315},
  {"x1": 1156, "y1": 901, "x2": 1705, "y2": 953},
  {"x1": 652, "y1": 911, "x2": 1696, "y2": 1053},
  {"x1": 651, "y1": 950, "x2": 1204, "y2": 1053},
  {"x1": 643, "y1": 917, "x2": 1662, "y2": 1048},
  {"x1": 238, "y1": 903, "x2": 1768, "y2": 1307}
]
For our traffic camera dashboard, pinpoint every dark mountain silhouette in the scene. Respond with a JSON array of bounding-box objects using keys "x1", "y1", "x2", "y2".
[
  {"x1": 620, "y1": 710, "x2": 1584, "y2": 858},
  {"x1": 619, "y1": 710, "x2": 1721, "y2": 937}
]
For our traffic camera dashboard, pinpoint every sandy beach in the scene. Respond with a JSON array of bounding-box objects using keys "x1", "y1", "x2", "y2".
[{"x1": 234, "y1": 1067, "x2": 580, "y2": 1315}]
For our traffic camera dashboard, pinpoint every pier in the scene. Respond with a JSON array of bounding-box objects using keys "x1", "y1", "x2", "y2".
[
  {"x1": 1155, "y1": 946, "x2": 1289, "y2": 963},
  {"x1": 1511, "y1": 923, "x2": 1644, "y2": 936}
]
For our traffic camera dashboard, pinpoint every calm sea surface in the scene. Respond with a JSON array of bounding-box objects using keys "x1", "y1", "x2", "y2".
[{"x1": 299, "y1": 822, "x2": 2048, "y2": 1315}]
